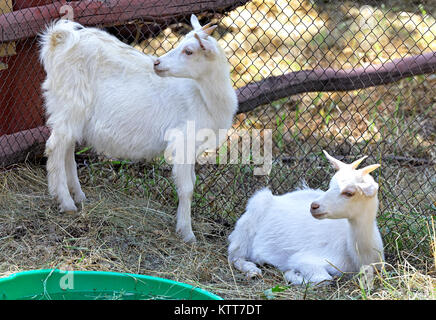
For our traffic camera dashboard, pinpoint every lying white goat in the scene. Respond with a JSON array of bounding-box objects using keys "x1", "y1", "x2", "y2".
[
  {"x1": 228, "y1": 150, "x2": 384, "y2": 285},
  {"x1": 39, "y1": 15, "x2": 237, "y2": 242}
]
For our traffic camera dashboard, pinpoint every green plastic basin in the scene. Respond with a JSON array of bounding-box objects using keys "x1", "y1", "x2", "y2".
[{"x1": 0, "y1": 269, "x2": 222, "y2": 300}]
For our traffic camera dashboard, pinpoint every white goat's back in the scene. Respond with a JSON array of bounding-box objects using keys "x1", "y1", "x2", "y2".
[
  {"x1": 228, "y1": 188, "x2": 274, "y2": 264},
  {"x1": 229, "y1": 188, "x2": 349, "y2": 270}
]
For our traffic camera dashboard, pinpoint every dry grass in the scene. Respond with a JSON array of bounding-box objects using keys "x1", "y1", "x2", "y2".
[{"x1": 0, "y1": 163, "x2": 434, "y2": 300}]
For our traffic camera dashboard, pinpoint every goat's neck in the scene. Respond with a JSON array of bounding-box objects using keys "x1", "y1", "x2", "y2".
[
  {"x1": 195, "y1": 64, "x2": 237, "y2": 128},
  {"x1": 346, "y1": 197, "x2": 381, "y2": 267}
]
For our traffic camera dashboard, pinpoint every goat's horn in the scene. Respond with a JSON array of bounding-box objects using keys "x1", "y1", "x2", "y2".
[
  {"x1": 350, "y1": 155, "x2": 368, "y2": 169},
  {"x1": 360, "y1": 164, "x2": 381, "y2": 176},
  {"x1": 203, "y1": 25, "x2": 217, "y2": 36},
  {"x1": 194, "y1": 33, "x2": 205, "y2": 50},
  {"x1": 201, "y1": 22, "x2": 213, "y2": 30}
]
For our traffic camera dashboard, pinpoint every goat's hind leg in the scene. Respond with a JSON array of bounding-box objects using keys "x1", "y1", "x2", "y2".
[
  {"x1": 285, "y1": 255, "x2": 333, "y2": 286},
  {"x1": 45, "y1": 131, "x2": 77, "y2": 213},
  {"x1": 65, "y1": 144, "x2": 86, "y2": 204},
  {"x1": 233, "y1": 258, "x2": 262, "y2": 279},
  {"x1": 284, "y1": 269, "x2": 305, "y2": 285}
]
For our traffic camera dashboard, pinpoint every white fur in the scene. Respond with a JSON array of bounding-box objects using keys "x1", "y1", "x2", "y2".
[
  {"x1": 228, "y1": 151, "x2": 384, "y2": 285},
  {"x1": 39, "y1": 16, "x2": 237, "y2": 242}
]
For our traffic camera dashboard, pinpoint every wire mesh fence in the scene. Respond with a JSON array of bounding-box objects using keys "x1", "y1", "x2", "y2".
[{"x1": 0, "y1": 0, "x2": 435, "y2": 263}]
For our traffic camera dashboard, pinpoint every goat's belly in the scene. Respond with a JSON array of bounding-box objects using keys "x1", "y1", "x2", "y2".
[{"x1": 83, "y1": 125, "x2": 166, "y2": 161}]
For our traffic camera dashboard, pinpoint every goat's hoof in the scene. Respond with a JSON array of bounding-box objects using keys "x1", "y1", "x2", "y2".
[
  {"x1": 284, "y1": 270, "x2": 304, "y2": 285},
  {"x1": 74, "y1": 191, "x2": 87, "y2": 203},
  {"x1": 183, "y1": 234, "x2": 197, "y2": 244},
  {"x1": 178, "y1": 230, "x2": 197, "y2": 243},
  {"x1": 176, "y1": 224, "x2": 197, "y2": 243},
  {"x1": 59, "y1": 201, "x2": 77, "y2": 214},
  {"x1": 246, "y1": 269, "x2": 262, "y2": 279}
]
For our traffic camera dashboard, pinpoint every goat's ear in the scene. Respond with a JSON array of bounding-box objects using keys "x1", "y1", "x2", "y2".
[
  {"x1": 194, "y1": 33, "x2": 206, "y2": 50},
  {"x1": 190, "y1": 14, "x2": 202, "y2": 30},
  {"x1": 323, "y1": 150, "x2": 345, "y2": 171},
  {"x1": 359, "y1": 164, "x2": 380, "y2": 176},
  {"x1": 358, "y1": 182, "x2": 379, "y2": 197},
  {"x1": 194, "y1": 33, "x2": 216, "y2": 56}
]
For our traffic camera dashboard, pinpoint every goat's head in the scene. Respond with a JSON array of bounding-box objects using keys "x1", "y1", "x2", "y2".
[
  {"x1": 153, "y1": 14, "x2": 222, "y2": 79},
  {"x1": 310, "y1": 150, "x2": 380, "y2": 220}
]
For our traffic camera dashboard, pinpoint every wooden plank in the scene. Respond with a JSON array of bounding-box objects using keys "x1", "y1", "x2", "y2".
[
  {"x1": 0, "y1": 0, "x2": 16, "y2": 57},
  {"x1": 0, "y1": 0, "x2": 249, "y2": 42},
  {"x1": 0, "y1": 126, "x2": 50, "y2": 167},
  {"x1": 236, "y1": 52, "x2": 436, "y2": 114}
]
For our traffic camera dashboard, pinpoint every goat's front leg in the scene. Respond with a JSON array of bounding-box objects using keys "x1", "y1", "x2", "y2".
[
  {"x1": 45, "y1": 132, "x2": 77, "y2": 213},
  {"x1": 173, "y1": 163, "x2": 196, "y2": 243}
]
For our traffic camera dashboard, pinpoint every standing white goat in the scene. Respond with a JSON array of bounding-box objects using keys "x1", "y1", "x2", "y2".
[
  {"x1": 228, "y1": 151, "x2": 384, "y2": 285},
  {"x1": 39, "y1": 15, "x2": 238, "y2": 242}
]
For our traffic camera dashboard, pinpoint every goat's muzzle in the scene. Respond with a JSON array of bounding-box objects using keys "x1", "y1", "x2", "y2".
[
  {"x1": 153, "y1": 59, "x2": 168, "y2": 76},
  {"x1": 310, "y1": 202, "x2": 326, "y2": 219},
  {"x1": 310, "y1": 202, "x2": 320, "y2": 210}
]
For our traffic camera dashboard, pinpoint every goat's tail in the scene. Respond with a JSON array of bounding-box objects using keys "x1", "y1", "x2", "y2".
[
  {"x1": 39, "y1": 19, "x2": 82, "y2": 67},
  {"x1": 228, "y1": 188, "x2": 273, "y2": 264}
]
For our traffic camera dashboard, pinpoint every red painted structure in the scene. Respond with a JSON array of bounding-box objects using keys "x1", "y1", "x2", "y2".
[{"x1": 0, "y1": 0, "x2": 53, "y2": 136}]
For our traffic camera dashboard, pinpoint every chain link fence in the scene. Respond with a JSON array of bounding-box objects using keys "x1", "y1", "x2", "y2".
[{"x1": 0, "y1": 0, "x2": 435, "y2": 263}]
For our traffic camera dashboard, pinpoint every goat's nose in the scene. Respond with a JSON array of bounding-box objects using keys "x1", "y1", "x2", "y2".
[
  {"x1": 311, "y1": 202, "x2": 320, "y2": 210},
  {"x1": 154, "y1": 59, "x2": 160, "y2": 66}
]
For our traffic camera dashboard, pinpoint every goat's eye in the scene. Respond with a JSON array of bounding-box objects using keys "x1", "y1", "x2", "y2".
[
  {"x1": 184, "y1": 49, "x2": 193, "y2": 55},
  {"x1": 342, "y1": 191, "x2": 355, "y2": 197}
]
